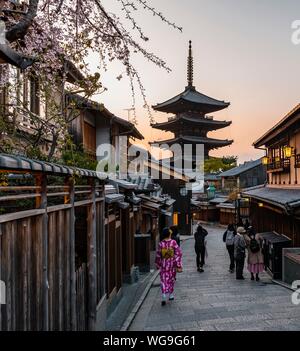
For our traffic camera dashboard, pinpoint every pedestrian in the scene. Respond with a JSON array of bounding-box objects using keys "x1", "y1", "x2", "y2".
[
  {"x1": 170, "y1": 225, "x2": 180, "y2": 246},
  {"x1": 155, "y1": 227, "x2": 183, "y2": 306},
  {"x1": 234, "y1": 227, "x2": 247, "y2": 280},
  {"x1": 245, "y1": 227, "x2": 264, "y2": 281},
  {"x1": 194, "y1": 224, "x2": 208, "y2": 273},
  {"x1": 244, "y1": 219, "x2": 250, "y2": 231},
  {"x1": 223, "y1": 224, "x2": 237, "y2": 273}
]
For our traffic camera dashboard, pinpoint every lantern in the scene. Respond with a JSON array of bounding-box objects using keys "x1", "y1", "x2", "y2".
[
  {"x1": 258, "y1": 202, "x2": 264, "y2": 208},
  {"x1": 283, "y1": 146, "x2": 293, "y2": 159},
  {"x1": 262, "y1": 156, "x2": 269, "y2": 165},
  {"x1": 180, "y1": 187, "x2": 188, "y2": 196}
]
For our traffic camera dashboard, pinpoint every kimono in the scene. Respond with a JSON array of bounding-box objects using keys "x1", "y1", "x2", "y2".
[{"x1": 155, "y1": 239, "x2": 182, "y2": 294}]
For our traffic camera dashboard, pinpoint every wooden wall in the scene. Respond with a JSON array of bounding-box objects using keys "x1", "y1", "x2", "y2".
[
  {"x1": 250, "y1": 200, "x2": 300, "y2": 247},
  {"x1": 0, "y1": 174, "x2": 105, "y2": 331}
]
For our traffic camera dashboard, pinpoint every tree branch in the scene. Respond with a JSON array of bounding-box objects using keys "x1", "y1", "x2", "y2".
[{"x1": 5, "y1": 0, "x2": 40, "y2": 43}]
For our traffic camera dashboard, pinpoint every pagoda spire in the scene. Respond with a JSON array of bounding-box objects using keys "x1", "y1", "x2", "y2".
[{"x1": 187, "y1": 40, "x2": 194, "y2": 89}]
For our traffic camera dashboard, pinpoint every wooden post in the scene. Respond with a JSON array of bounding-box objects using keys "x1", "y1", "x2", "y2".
[
  {"x1": 88, "y1": 178, "x2": 97, "y2": 331},
  {"x1": 35, "y1": 174, "x2": 49, "y2": 331},
  {"x1": 65, "y1": 176, "x2": 77, "y2": 331},
  {"x1": 0, "y1": 224, "x2": 2, "y2": 331},
  {"x1": 100, "y1": 193, "x2": 106, "y2": 298}
]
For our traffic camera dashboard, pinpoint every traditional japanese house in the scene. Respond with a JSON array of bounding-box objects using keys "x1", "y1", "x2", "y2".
[
  {"x1": 151, "y1": 41, "x2": 233, "y2": 234},
  {"x1": 0, "y1": 59, "x2": 84, "y2": 156},
  {"x1": 104, "y1": 184, "x2": 125, "y2": 310},
  {"x1": 109, "y1": 178, "x2": 142, "y2": 283},
  {"x1": 219, "y1": 158, "x2": 267, "y2": 193},
  {"x1": 67, "y1": 94, "x2": 143, "y2": 160},
  {"x1": 129, "y1": 174, "x2": 175, "y2": 269},
  {"x1": 243, "y1": 104, "x2": 300, "y2": 247}
]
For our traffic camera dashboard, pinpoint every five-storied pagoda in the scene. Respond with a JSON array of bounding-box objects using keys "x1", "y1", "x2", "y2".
[
  {"x1": 151, "y1": 41, "x2": 233, "y2": 234},
  {"x1": 152, "y1": 40, "x2": 233, "y2": 159}
]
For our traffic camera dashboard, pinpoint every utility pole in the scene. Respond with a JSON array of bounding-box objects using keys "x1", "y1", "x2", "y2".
[{"x1": 124, "y1": 108, "x2": 135, "y2": 123}]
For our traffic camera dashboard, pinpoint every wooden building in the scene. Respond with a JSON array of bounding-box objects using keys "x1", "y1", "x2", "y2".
[
  {"x1": 220, "y1": 158, "x2": 267, "y2": 193},
  {"x1": 243, "y1": 104, "x2": 300, "y2": 246},
  {"x1": 67, "y1": 94, "x2": 143, "y2": 160}
]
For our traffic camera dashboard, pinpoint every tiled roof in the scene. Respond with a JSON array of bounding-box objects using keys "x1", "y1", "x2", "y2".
[
  {"x1": 242, "y1": 186, "x2": 300, "y2": 212},
  {"x1": 151, "y1": 136, "x2": 233, "y2": 147},
  {"x1": 66, "y1": 93, "x2": 144, "y2": 140},
  {"x1": 220, "y1": 158, "x2": 262, "y2": 177},
  {"x1": 153, "y1": 86, "x2": 229, "y2": 114},
  {"x1": 0, "y1": 153, "x2": 107, "y2": 178},
  {"x1": 151, "y1": 115, "x2": 231, "y2": 131}
]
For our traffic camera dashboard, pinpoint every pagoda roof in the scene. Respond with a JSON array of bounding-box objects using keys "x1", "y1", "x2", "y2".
[
  {"x1": 152, "y1": 86, "x2": 230, "y2": 114},
  {"x1": 151, "y1": 114, "x2": 232, "y2": 132},
  {"x1": 150, "y1": 135, "x2": 233, "y2": 149},
  {"x1": 153, "y1": 41, "x2": 230, "y2": 114}
]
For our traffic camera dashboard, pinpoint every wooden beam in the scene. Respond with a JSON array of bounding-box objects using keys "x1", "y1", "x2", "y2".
[
  {"x1": 35, "y1": 174, "x2": 49, "y2": 331},
  {"x1": 87, "y1": 178, "x2": 97, "y2": 331},
  {"x1": 65, "y1": 176, "x2": 77, "y2": 331}
]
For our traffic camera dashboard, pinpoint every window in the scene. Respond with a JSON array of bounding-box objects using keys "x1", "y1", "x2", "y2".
[
  {"x1": 83, "y1": 121, "x2": 96, "y2": 154},
  {"x1": 30, "y1": 77, "x2": 40, "y2": 115}
]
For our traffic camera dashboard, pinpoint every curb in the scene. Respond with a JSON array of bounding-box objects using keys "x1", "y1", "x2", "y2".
[
  {"x1": 120, "y1": 270, "x2": 160, "y2": 331},
  {"x1": 272, "y1": 279, "x2": 297, "y2": 292}
]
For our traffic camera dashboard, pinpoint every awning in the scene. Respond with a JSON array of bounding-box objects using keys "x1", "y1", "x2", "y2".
[
  {"x1": 217, "y1": 203, "x2": 235, "y2": 209},
  {"x1": 105, "y1": 194, "x2": 125, "y2": 204},
  {"x1": 118, "y1": 201, "x2": 130, "y2": 210},
  {"x1": 242, "y1": 186, "x2": 300, "y2": 214},
  {"x1": 165, "y1": 199, "x2": 176, "y2": 206},
  {"x1": 0, "y1": 153, "x2": 107, "y2": 178},
  {"x1": 209, "y1": 197, "x2": 229, "y2": 205},
  {"x1": 128, "y1": 196, "x2": 142, "y2": 205},
  {"x1": 110, "y1": 179, "x2": 138, "y2": 190},
  {"x1": 161, "y1": 210, "x2": 173, "y2": 217},
  {"x1": 142, "y1": 201, "x2": 161, "y2": 211}
]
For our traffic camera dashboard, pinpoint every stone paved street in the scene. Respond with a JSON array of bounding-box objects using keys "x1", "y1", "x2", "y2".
[{"x1": 129, "y1": 225, "x2": 300, "y2": 331}]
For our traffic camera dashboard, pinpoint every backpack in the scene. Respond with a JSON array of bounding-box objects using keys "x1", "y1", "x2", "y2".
[
  {"x1": 225, "y1": 230, "x2": 235, "y2": 246},
  {"x1": 249, "y1": 235, "x2": 260, "y2": 253}
]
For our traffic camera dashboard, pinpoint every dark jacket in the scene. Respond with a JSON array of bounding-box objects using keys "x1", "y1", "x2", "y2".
[
  {"x1": 194, "y1": 227, "x2": 208, "y2": 251},
  {"x1": 223, "y1": 229, "x2": 237, "y2": 245}
]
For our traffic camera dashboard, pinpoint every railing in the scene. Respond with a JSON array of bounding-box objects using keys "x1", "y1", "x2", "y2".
[
  {"x1": 267, "y1": 158, "x2": 290, "y2": 173},
  {"x1": 0, "y1": 155, "x2": 105, "y2": 331}
]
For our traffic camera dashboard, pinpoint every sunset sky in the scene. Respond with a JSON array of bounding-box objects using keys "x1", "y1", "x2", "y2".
[{"x1": 89, "y1": 0, "x2": 300, "y2": 163}]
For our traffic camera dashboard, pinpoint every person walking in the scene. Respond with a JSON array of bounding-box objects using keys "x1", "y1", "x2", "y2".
[
  {"x1": 223, "y1": 224, "x2": 237, "y2": 273},
  {"x1": 155, "y1": 227, "x2": 182, "y2": 306},
  {"x1": 245, "y1": 228, "x2": 264, "y2": 281},
  {"x1": 194, "y1": 224, "x2": 208, "y2": 273},
  {"x1": 170, "y1": 225, "x2": 181, "y2": 246},
  {"x1": 234, "y1": 227, "x2": 247, "y2": 280}
]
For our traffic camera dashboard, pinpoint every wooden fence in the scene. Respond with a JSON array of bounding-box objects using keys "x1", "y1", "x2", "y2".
[{"x1": 0, "y1": 155, "x2": 106, "y2": 331}]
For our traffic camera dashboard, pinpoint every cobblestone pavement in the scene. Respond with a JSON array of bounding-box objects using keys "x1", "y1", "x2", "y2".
[{"x1": 129, "y1": 225, "x2": 300, "y2": 331}]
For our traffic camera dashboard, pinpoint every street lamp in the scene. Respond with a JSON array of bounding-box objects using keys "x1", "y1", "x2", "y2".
[{"x1": 180, "y1": 187, "x2": 188, "y2": 197}]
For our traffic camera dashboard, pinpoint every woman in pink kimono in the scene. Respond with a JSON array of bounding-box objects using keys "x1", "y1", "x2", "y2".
[{"x1": 155, "y1": 227, "x2": 183, "y2": 306}]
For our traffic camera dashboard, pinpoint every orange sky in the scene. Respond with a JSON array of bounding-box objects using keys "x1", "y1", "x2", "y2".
[{"x1": 88, "y1": 0, "x2": 300, "y2": 163}]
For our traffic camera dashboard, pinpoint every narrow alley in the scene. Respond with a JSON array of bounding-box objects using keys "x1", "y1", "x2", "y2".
[{"x1": 129, "y1": 225, "x2": 300, "y2": 331}]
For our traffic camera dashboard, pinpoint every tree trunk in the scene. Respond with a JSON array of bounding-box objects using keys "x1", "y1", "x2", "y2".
[
  {"x1": 5, "y1": 0, "x2": 40, "y2": 43},
  {"x1": 48, "y1": 131, "x2": 59, "y2": 161}
]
